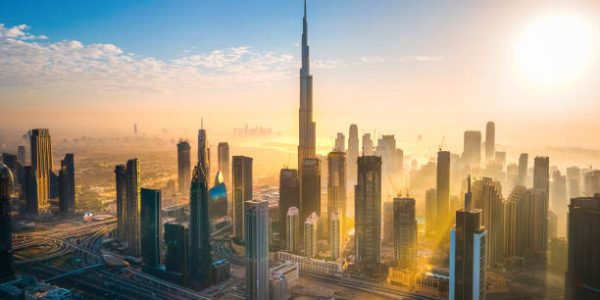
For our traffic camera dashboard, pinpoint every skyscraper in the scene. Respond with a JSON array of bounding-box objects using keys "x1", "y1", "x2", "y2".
[
  {"x1": 217, "y1": 142, "x2": 230, "y2": 186},
  {"x1": 30, "y1": 128, "x2": 53, "y2": 213},
  {"x1": 518, "y1": 153, "x2": 528, "y2": 186},
  {"x1": 551, "y1": 170, "x2": 567, "y2": 215},
  {"x1": 245, "y1": 199, "x2": 269, "y2": 300},
  {"x1": 141, "y1": 188, "x2": 161, "y2": 269},
  {"x1": 304, "y1": 212, "x2": 318, "y2": 258},
  {"x1": 516, "y1": 188, "x2": 548, "y2": 257},
  {"x1": 355, "y1": 156, "x2": 382, "y2": 271},
  {"x1": 362, "y1": 133, "x2": 373, "y2": 156},
  {"x1": 566, "y1": 166, "x2": 581, "y2": 199},
  {"x1": 334, "y1": 133, "x2": 345, "y2": 152},
  {"x1": 472, "y1": 177, "x2": 503, "y2": 268},
  {"x1": 393, "y1": 197, "x2": 417, "y2": 270},
  {"x1": 298, "y1": 0, "x2": 316, "y2": 173},
  {"x1": 126, "y1": 159, "x2": 141, "y2": 257},
  {"x1": 23, "y1": 166, "x2": 38, "y2": 215},
  {"x1": 425, "y1": 188, "x2": 437, "y2": 236},
  {"x1": 189, "y1": 161, "x2": 212, "y2": 288},
  {"x1": 233, "y1": 156, "x2": 253, "y2": 241},
  {"x1": 300, "y1": 158, "x2": 320, "y2": 224},
  {"x1": 330, "y1": 212, "x2": 341, "y2": 259},
  {"x1": 485, "y1": 122, "x2": 495, "y2": 162},
  {"x1": 17, "y1": 146, "x2": 25, "y2": 165},
  {"x1": 327, "y1": 151, "x2": 346, "y2": 224},
  {"x1": 58, "y1": 153, "x2": 75, "y2": 215},
  {"x1": 347, "y1": 124, "x2": 359, "y2": 193},
  {"x1": 565, "y1": 195, "x2": 600, "y2": 300},
  {"x1": 279, "y1": 168, "x2": 300, "y2": 249},
  {"x1": 115, "y1": 164, "x2": 128, "y2": 241},
  {"x1": 286, "y1": 207, "x2": 300, "y2": 254},
  {"x1": 198, "y1": 126, "x2": 211, "y2": 185},
  {"x1": 164, "y1": 222, "x2": 189, "y2": 283},
  {"x1": 177, "y1": 140, "x2": 191, "y2": 194},
  {"x1": 462, "y1": 130, "x2": 482, "y2": 168},
  {"x1": 449, "y1": 177, "x2": 486, "y2": 300},
  {"x1": 0, "y1": 161, "x2": 15, "y2": 282},
  {"x1": 437, "y1": 150, "x2": 451, "y2": 237},
  {"x1": 533, "y1": 156, "x2": 550, "y2": 195}
]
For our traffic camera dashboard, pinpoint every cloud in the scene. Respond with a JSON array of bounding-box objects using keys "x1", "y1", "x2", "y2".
[
  {"x1": 360, "y1": 56, "x2": 385, "y2": 64},
  {"x1": 360, "y1": 55, "x2": 444, "y2": 64},
  {"x1": 0, "y1": 24, "x2": 298, "y2": 94}
]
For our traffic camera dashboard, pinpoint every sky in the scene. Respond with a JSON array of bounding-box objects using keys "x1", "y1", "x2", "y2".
[{"x1": 1, "y1": 0, "x2": 600, "y2": 154}]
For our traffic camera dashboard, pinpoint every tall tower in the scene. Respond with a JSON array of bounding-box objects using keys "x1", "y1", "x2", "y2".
[
  {"x1": 298, "y1": 0, "x2": 316, "y2": 172},
  {"x1": 233, "y1": 156, "x2": 253, "y2": 241},
  {"x1": 30, "y1": 128, "x2": 53, "y2": 213},
  {"x1": 217, "y1": 142, "x2": 230, "y2": 186},
  {"x1": 437, "y1": 150, "x2": 451, "y2": 237},
  {"x1": 279, "y1": 168, "x2": 300, "y2": 249},
  {"x1": 17, "y1": 146, "x2": 26, "y2": 165},
  {"x1": 485, "y1": 122, "x2": 495, "y2": 162},
  {"x1": 189, "y1": 158, "x2": 212, "y2": 288},
  {"x1": 300, "y1": 158, "x2": 321, "y2": 224},
  {"x1": 0, "y1": 161, "x2": 15, "y2": 282},
  {"x1": 449, "y1": 177, "x2": 486, "y2": 300},
  {"x1": 286, "y1": 206, "x2": 300, "y2": 254},
  {"x1": 141, "y1": 188, "x2": 161, "y2": 269},
  {"x1": 393, "y1": 197, "x2": 417, "y2": 270},
  {"x1": 304, "y1": 212, "x2": 318, "y2": 258},
  {"x1": 58, "y1": 153, "x2": 75, "y2": 214},
  {"x1": 126, "y1": 159, "x2": 141, "y2": 257},
  {"x1": 347, "y1": 124, "x2": 359, "y2": 194},
  {"x1": 245, "y1": 199, "x2": 270, "y2": 300},
  {"x1": 462, "y1": 130, "x2": 482, "y2": 168},
  {"x1": 115, "y1": 165, "x2": 128, "y2": 241},
  {"x1": 177, "y1": 140, "x2": 191, "y2": 194},
  {"x1": 565, "y1": 195, "x2": 600, "y2": 300},
  {"x1": 518, "y1": 153, "x2": 528, "y2": 186},
  {"x1": 198, "y1": 126, "x2": 211, "y2": 185},
  {"x1": 334, "y1": 133, "x2": 345, "y2": 152},
  {"x1": 327, "y1": 151, "x2": 346, "y2": 227},
  {"x1": 330, "y1": 212, "x2": 341, "y2": 259},
  {"x1": 355, "y1": 156, "x2": 382, "y2": 272},
  {"x1": 362, "y1": 133, "x2": 373, "y2": 156},
  {"x1": 472, "y1": 177, "x2": 503, "y2": 268}
]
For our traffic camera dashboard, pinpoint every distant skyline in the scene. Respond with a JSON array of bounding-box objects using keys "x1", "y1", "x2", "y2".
[{"x1": 1, "y1": 0, "x2": 600, "y2": 151}]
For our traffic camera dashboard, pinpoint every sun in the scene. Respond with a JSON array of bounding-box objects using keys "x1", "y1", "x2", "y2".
[{"x1": 515, "y1": 14, "x2": 595, "y2": 86}]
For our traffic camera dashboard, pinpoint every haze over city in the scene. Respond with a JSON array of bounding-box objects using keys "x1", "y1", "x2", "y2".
[{"x1": 1, "y1": 1, "x2": 600, "y2": 300}]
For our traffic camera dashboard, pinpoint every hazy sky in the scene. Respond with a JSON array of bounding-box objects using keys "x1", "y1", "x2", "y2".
[{"x1": 1, "y1": 0, "x2": 600, "y2": 152}]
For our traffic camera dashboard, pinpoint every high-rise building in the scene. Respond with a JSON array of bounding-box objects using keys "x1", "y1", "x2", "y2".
[
  {"x1": 245, "y1": 199, "x2": 270, "y2": 300},
  {"x1": 485, "y1": 122, "x2": 495, "y2": 162},
  {"x1": 334, "y1": 133, "x2": 345, "y2": 152},
  {"x1": 330, "y1": 212, "x2": 340, "y2": 259},
  {"x1": 584, "y1": 170, "x2": 600, "y2": 196},
  {"x1": 566, "y1": 166, "x2": 580, "y2": 199},
  {"x1": 362, "y1": 133, "x2": 373, "y2": 156},
  {"x1": 383, "y1": 200, "x2": 394, "y2": 244},
  {"x1": 300, "y1": 158, "x2": 320, "y2": 223},
  {"x1": 140, "y1": 188, "x2": 161, "y2": 269},
  {"x1": 506, "y1": 163, "x2": 519, "y2": 190},
  {"x1": 198, "y1": 126, "x2": 211, "y2": 186},
  {"x1": 177, "y1": 140, "x2": 191, "y2": 194},
  {"x1": 437, "y1": 150, "x2": 451, "y2": 236},
  {"x1": 217, "y1": 142, "x2": 230, "y2": 186},
  {"x1": 425, "y1": 188, "x2": 437, "y2": 236},
  {"x1": 189, "y1": 155, "x2": 212, "y2": 288},
  {"x1": 518, "y1": 153, "x2": 528, "y2": 186},
  {"x1": 565, "y1": 195, "x2": 600, "y2": 300},
  {"x1": 449, "y1": 177, "x2": 486, "y2": 300},
  {"x1": 22, "y1": 166, "x2": 38, "y2": 215},
  {"x1": 327, "y1": 151, "x2": 346, "y2": 224},
  {"x1": 355, "y1": 156, "x2": 382, "y2": 271},
  {"x1": 533, "y1": 156, "x2": 550, "y2": 195},
  {"x1": 58, "y1": 153, "x2": 75, "y2": 215},
  {"x1": 472, "y1": 177, "x2": 503, "y2": 269},
  {"x1": 17, "y1": 146, "x2": 26, "y2": 165},
  {"x1": 503, "y1": 186, "x2": 524, "y2": 260},
  {"x1": 347, "y1": 124, "x2": 359, "y2": 192},
  {"x1": 304, "y1": 212, "x2": 318, "y2": 258},
  {"x1": 376, "y1": 135, "x2": 396, "y2": 178},
  {"x1": 551, "y1": 170, "x2": 567, "y2": 214},
  {"x1": 164, "y1": 223, "x2": 189, "y2": 283},
  {"x1": 395, "y1": 148, "x2": 404, "y2": 176},
  {"x1": 232, "y1": 156, "x2": 253, "y2": 241},
  {"x1": 0, "y1": 161, "x2": 15, "y2": 282},
  {"x1": 393, "y1": 197, "x2": 417, "y2": 270},
  {"x1": 126, "y1": 159, "x2": 141, "y2": 257},
  {"x1": 279, "y1": 169, "x2": 300, "y2": 249},
  {"x1": 286, "y1": 207, "x2": 300, "y2": 254},
  {"x1": 30, "y1": 128, "x2": 53, "y2": 213},
  {"x1": 115, "y1": 165, "x2": 128, "y2": 241},
  {"x1": 516, "y1": 188, "x2": 548, "y2": 257},
  {"x1": 297, "y1": 0, "x2": 316, "y2": 174},
  {"x1": 462, "y1": 130, "x2": 482, "y2": 168}
]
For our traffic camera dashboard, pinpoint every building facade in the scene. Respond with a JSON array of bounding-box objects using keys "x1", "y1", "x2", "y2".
[
  {"x1": 245, "y1": 199, "x2": 270, "y2": 300},
  {"x1": 232, "y1": 156, "x2": 253, "y2": 241}
]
